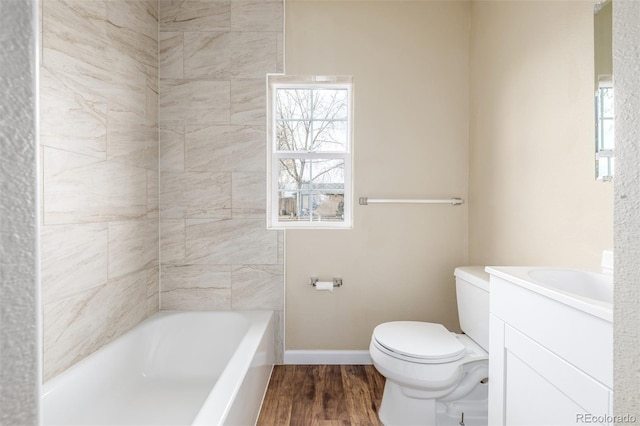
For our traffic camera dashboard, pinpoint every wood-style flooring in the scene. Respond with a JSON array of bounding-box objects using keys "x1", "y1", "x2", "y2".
[{"x1": 257, "y1": 365, "x2": 386, "y2": 426}]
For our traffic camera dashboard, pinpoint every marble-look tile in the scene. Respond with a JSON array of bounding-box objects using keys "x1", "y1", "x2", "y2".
[
  {"x1": 105, "y1": 68, "x2": 148, "y2": 116},
  {"x1": 146, "y1": 79, "x2": 158, "y2": 124},
  {"x1": 161, "y1": 264, "x2": 231, "y2": 291},
  {"x1": 273, "y1": 309, "x2": 284, "y2": 364},
  {"x1": 41, "y1": 223, "x2": 108, "y2": 306},
  {"x1": 107, "y1": 111, "x2": 158, "y2": 170},
  {"x1": 159, "y1": 79, "x2": 231, "y2": 126},
  {"x1": 159, "y1": 0, "x2": 230, "y2": 32},
  {"x1": 108, "y1": 220, "x2": 159, "y2": 279},
  {"x1": 185, "y1": 218, "x2": 278, "y2": 265},
  {"x1": 43, "y1": 0, "x2": 109, "y2": 72},
  {"x1": 231, "y1": 172, "x2": 265, "y2": 218},
  {"x1": 147, "y1": 170, "x2": 159, "y2": 219},
  {"x1": 40, "y1": 66, "x2": 107, "y2": 159},
  {"x1": 146, "y1": 64, "x2": 158, "y2": 92},
  {"x1": 160, "y1": 171, "x2": 231, "y2": 219},
  {"x1": 146, "y1": 260, "x2": 160, "y2": 317},
  {"x1": 108, "y1": 0, "x2": 158, "y2": 43},
  {"x1": 230, "y1": 79, "x2": 265, "y2": 125},
  {"x1": 160, "y1": 125, "x2": 185, "y2": 171},
  {"x1": 46, "y1": 33, "x2": 148, "y2": 117},
  {"x1": 105, "y1": 271, "x2": 149, "y2": 334},
  {"x1": 43, "y1": 147, "x2": 147, "y2": 224},
  {"x1": 230, "y1": 0, "x2": 283, "y2": 32},
  {"x1": 146, "y1": 0, "x2": 159, "y2": 22},
  {"x1": 183, "y1": 31, "x2": 231, "y2": 80},
  {"x1": 106, "y1": 0, "x2": 158, "y2": 73},
  {"x1": 159, "y1": 32, "x2": 183, "y2": 79},
  {"x1": 230, "y1": 32, "x2": 277, "y2": 79},
  {"x1": 161, "y1": 287, "x2": 232, "y2": 311},
  {"x1": 43, "y1": 269, "x2": 147, "y2": 381},
  {"x1": 231, "y1": 264, "x2": 283, "y2": 310},
  {"x1": 184, "y1": 125, "x2": 265, "y2": 172},
  {"x1": 42, "y1": 46, "x2": 110, "y2": 102},
  {"x1": 160, "y1": 219, "x2": 185, "y2": 264},
  {"x1": 42, "y1": 2, "x2": 148, "y2": 116},
  {"x1": 277, "y1": 230, "x2": 284, "y2": 264},
  {"x1": 43, "y1": 285, "x2": 102, "y2": 381}
]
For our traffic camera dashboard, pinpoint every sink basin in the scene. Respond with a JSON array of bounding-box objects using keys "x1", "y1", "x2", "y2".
[
  {"x1": 527, "y1": 268, "x2": 613, "y2": 304},
  {"x1": 486, "y1": 266, "x2": 613, "y2": 322}
]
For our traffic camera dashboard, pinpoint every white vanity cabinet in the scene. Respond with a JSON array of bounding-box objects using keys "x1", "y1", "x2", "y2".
[{"x1": 486, "y1": 267, "x2": 613, "y2": 426}]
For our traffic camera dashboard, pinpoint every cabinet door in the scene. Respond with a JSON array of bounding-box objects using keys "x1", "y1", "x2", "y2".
[{"x1": 504, "y1": 326, "x2": 610, "y2": 426}]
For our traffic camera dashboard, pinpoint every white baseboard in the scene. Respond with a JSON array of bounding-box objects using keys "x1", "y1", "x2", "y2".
[{"x1": 284, "y1": 350, "x2": 372, "y2": 365}]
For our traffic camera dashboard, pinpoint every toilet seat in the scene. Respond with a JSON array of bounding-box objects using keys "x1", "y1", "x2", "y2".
[{"x1": 372, "y1": 321, "x2": 466, "y2": 364}]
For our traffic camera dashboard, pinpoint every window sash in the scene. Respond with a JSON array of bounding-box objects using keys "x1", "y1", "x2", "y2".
[
  {"x1": 270, "y1": 152, "x2": 352, "y2": 228},
  {"x1": 272, "y1": 83, "x2": 352, "y2": 154},
  {"x1": 267, "y1": 76, "x2": 353, "y2": 229}
]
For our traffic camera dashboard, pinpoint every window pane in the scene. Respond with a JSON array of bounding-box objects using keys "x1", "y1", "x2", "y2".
[
  {"x1": 276, "y1": 120, "x2": 310, "y2": 151},
  {"x1": 601, "y1": 87, "x2": 614, "y2": 117},
  {"x1": 313, "y1": 89, "x2": 348, "y2": 120},
  {"x1": 277, "y1": 158, "x2": 345, "y2": 223},
  {"x1": 598, "y1": 156, "x2": 613, "y2": 180},
  {"x1": 278, "y1": 159, "x2": 311, "y2": 191},
  {"x1": 277, "y1": 191, "x2": 304, "y2": 221},
  {"x1": 312, "y1": 120, "x2": 348, "y2": 152},
  {"x1": 277, "y1": 191, "x2": 345, "y2": 223},
  {"x1": 602, "y1": 119, "x2": 614, "y2": 150},
  {"x1": 310, "y1": 193, "x2": 345, "y2": 222},
  {"x1": 311, "y1": 158, "x2": 344, "y2": 186},
  {"x1": 276, "y1": 89, "x2": 310, "y2": 120},
  {"x1": 275, "y1": 87, "x2": 349, "y2": 153}
]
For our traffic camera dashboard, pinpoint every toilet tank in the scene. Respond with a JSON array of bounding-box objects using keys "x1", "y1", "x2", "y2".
[{"x1": 454, "y1": 266, "x2": 490, "y2": 351}]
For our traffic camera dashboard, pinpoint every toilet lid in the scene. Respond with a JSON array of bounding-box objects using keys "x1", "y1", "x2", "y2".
[{"x1": 373, "y1": 321, "x2": 466, "y2": 363}]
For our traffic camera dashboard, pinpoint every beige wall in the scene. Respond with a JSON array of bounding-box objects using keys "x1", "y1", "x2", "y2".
[
  {"x1": 40, "y1": 0, "x2": 159, "y2": 381},
  {"x1": 157, "y1": 0, "x2": 285, "y2": 361},
  {"x1": 285, "y1": 1, "x2": 471, "y2": 350},
  {"x1": 468, "y1": 1, "x2": 613, "y2": 269},
  {"x1": 286, "y1": 0, "x2": 614, "y2": 352}
]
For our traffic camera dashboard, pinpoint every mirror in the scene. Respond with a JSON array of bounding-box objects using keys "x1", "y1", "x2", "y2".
[{"x1": 594, "y1": 0, "x2": 613, "y2": 181}]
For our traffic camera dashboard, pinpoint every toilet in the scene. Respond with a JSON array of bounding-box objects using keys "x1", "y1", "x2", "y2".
[{"x1": 369, "y1": 266, "x2": 490, "y2": 426}]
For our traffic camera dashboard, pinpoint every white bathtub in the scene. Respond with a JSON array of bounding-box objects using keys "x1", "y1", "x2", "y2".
[{"x1": 42, "y1": 311, "x2": 275, "y2": 426}]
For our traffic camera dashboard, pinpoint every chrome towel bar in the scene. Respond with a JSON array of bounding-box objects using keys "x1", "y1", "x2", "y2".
[{"x1": 358, "y1": 197, "x2": 464, "y2": 206}]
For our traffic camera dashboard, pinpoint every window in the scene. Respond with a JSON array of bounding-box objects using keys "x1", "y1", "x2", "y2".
[
  {"x1": 267, "y1": 75, "x2": 353, "y2": 229},
  {"x1": 595, "y1": 82, "x2": 614, "y2": 181}
]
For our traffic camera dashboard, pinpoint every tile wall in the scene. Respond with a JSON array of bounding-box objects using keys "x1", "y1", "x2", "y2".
[
  {"x1": 40, "y1": 0, "x2": 285, "y2": 380},
  {"x1": 158, "y1": 0, "x2": 285, "y2": 362},
  {"x1": 40, "y1": 0, "x2": 159, "y2": 381}
]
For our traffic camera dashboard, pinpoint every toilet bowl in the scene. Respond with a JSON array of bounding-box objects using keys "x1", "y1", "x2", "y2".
[{"x1": 370, "y1": 266, "x2": 490, "y2": 426}]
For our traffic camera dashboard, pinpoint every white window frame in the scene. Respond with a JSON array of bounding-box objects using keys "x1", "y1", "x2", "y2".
[
  {"x1": 266, "y1": 75, "x2": 353, "y2": 229},
  {"x1": 595, "y1": 80, "x2": 614, "y2": 182}
]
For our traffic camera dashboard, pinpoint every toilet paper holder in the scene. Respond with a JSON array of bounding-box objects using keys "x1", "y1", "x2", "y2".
[{"x1": 309, "y1": 277, "x2": 343, "y2": 287}]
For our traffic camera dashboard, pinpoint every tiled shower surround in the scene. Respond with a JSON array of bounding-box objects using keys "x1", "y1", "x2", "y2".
[{"x1": 40, "y1": 0, "x2": 284, "y2": 381}]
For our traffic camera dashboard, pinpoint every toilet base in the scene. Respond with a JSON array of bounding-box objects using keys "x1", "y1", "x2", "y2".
[
  {"x1": 378, "y1": 377, "x2": 489, "y2": 426},
  {"x1": 378, "y1": 381, "x2": 438, "y2": 426},
  {"x1": 436, "y1": 381, "x2": 489, "y2": 426}
]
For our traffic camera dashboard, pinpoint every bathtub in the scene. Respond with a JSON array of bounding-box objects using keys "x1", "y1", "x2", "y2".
[{"x1": 42, "y1": 310, "x2": 275, "y2": 426}]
